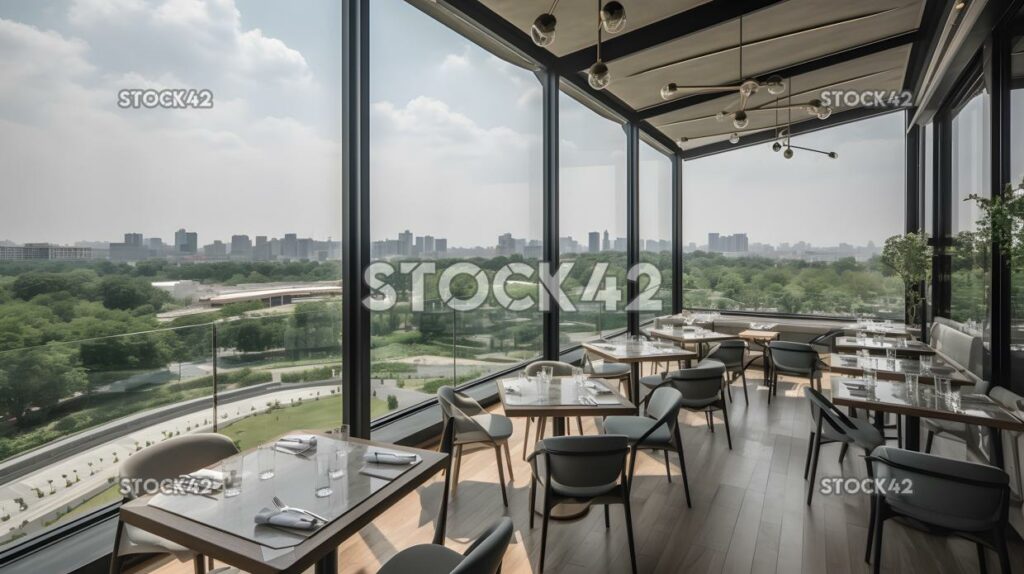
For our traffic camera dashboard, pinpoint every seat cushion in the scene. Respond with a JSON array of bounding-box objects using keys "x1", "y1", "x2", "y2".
[
  {"x1": 603, "y1": 416, "x2": 672, "y2": 447},
  {"x1": 922, "y1": 417, "x2": 967, "y2": 439},
  {"x1": 466, "y1": 413, "x2": 513, "y2": 441},
  {"x1": 123, "y1": 524, "x2": 194, "y2": 560},
  {"x1": 821, "y1": 417, "x2": 884, "y2": 451},
  {"x1": 378, "y1": 543, "x2": 464, "y2": 574},
  {"x1": 588, "y1": 362, "x2": 631, "y2": 378},
  {"x1": 639, "y1": 374, "x2": 665, "y2": 389}
]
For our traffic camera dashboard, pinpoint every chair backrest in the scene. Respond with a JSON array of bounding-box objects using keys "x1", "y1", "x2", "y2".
[
  {"x1": 929, "y1": 322, "x2": 984, "y2": 379},
  {"x1": 666, "y1": 363, "x2": 725, "y2": 402},
  {"x1": 803, "y1": 386, "x2": 856, "y2": 437},
  {"x1": 453, "y1": 517, "x2": 514, "y2": 574},
  {"x1": 120, "y1": 433, "x2": 238, "y2": 498},
  {"x1": 436, "y1": 386, "x2": 487, "y2": 440},
  {"x1": 705, "y1": 339, "x2": 746, "y2": 368},
  {"x1": 869, "y1": 445, "x2": 1009, "y2": 532},
  {"x1": 768, "y1": 341, "x2": 820, "y2": 374},
  {"x1": 524, "y1": 360, "x2": 574, "y2": 377},
  {"x1": 808, "y1": 328, "x2": 845, "y2": 351},
  {"x1": 541, "y1": 435, "x2": 628, "y2": 492}
]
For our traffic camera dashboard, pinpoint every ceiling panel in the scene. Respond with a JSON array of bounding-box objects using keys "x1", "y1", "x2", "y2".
[{"x1": 477, "y1": 0, "x2": 710, "y2": 56}]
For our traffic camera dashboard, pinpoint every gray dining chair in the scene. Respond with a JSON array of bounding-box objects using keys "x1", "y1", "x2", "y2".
[
  {"x1": 802, "y1": 387, "x2": 884, "y2": 506},
  {"x1": 701, "y1": 339, "x2": 749, "y2": 404},
  {"x1": 767, "y1": 341, "x2": 826, "y2": 404},
  {"x1": 583, "y1": 350, "x2": 632, "y2": 399},
  {"x1": 653, "y1": 363, "x2": 732, "y2": 450},
  {"x1": 527, "y1": 435, "x2": 636, "y2": 574},
  {"x1": 437, "y1": 386, "x2": 514, "y2": 507},
  {"x1": 924, "y1": 377, "x2": 990, "y2": 454},
  {"x1": 866, "y1": 446, "x2": 1012, "y2": 574},
  {"x1": 111, "y1": 433, "x2": 239, "y2": 574},
  {"x1": 376, "y1": 517, "x2": 513, "y2": 574},
  {"x1": 603, "y1": 386, "x2": 692, "y2": 507},
  {"x1": 522, "y1": 360, "x2": 584, "y2": 460}
]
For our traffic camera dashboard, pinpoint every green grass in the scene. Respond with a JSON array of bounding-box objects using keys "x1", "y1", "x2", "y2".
[
  {"x1": 220, "y1": 395, "x2": 388, "y2": 451},
  {"x1": 50, "y1": 483, "x2": 121, "y2": 525}
]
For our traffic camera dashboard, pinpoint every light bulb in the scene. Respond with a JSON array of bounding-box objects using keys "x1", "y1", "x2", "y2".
[
  {"x1": 783, "y1": 147, "x2": 794, "y2": 159},
  {"x1": 817, "y1": 107, "x2": 833, "y2": 120},
  {"x1": 778, "y1": 127, "x2": 790, "y2": 138},
  {"x1": 828, "y1": 151, "x2": 838, "y2": 159},
  {"x1": 660, "y1": 83, "x2": 678, "y2": 100},
  {"x1": 676, "y1": 137, "x2": 689, "y2": 146},
  {"x1": 600, "y1": 1, "x2": 627, "y2": 34},
  {"x1": 587, "y1": 61, "x2": 611, "y2": 90},
  {"x1": 772, "y1": 141, "x2": 782, "y2": 152},
  {"x1": 766, "y1": 75, "x2": 785, "y2": 95},
  {"x1": 732, "y1": 110, "x2": 749, "y2": 129},
  {"x1": 729, "y1": 133, "x2": 740, "y2": 144},
  {"x1": 715, "y1": 111, "x2": 727, "y2": 122},
  {"x1": 739, "y1": 80, "x2": 759, "y2": 97},
  {"x1": 531, "y1": 13, "x2": 557, "y2": 47}
]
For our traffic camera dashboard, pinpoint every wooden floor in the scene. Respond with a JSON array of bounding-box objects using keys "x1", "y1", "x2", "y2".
[{"x1": 141, "y1": 369, "x2": 1024, "y2": 574}]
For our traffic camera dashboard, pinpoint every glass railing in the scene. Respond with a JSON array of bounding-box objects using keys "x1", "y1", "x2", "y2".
[{"x1": 0, "y1": 305, "x2": 344, "y2": 549}]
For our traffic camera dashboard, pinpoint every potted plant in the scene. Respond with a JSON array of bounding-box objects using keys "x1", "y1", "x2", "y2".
[
  {"x1": 965, "y1": 177, "x2": 1024, "y2": 260},
  {"x1": 881, "y1": 231, "x2": 932, "y2": 327}
]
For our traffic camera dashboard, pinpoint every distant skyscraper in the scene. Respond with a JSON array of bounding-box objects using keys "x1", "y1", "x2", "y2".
[
  {"x1": 435, "y1": 238, "x2": 447, "y2": 255},
  {"x1": 423, "y1": 235, "x2": 435, "y2": 254},
  {"x1": 602, "y1": 230, "x2": 610, "y2": 252},
  {"x1": 230, "y1": 235, "x2": 252, "y2": 258},
  {"x1": 398, "y1": 230, "x2": 413, "y2": 257},
  {"x1": 414, "y1": 236, "x2": 424, "y2": 256},
  {"x1": 109, "y1": 233, "x2": 147, "y2": 261},
  {"x1": 254, "y1": 236, "x2": 271, "y2": 261},
  {"x1": 588, "y1": 232, "x2": 600, "y2": 253},
  {"x1": 707, "y1": 232, "x2": 748, "y2": 253},
  {"x1": 497, "y1": 233, "x2": 515, "y2": 255},
  {"x1": 174, "y1": 228, "x2": 197, "y2": 254},
  {"x1": 282, "y1": 233, "x2": 298, "y2": 258},
  {"x1": 204, "y1": 240, "x2": 227, "y2": 258}
]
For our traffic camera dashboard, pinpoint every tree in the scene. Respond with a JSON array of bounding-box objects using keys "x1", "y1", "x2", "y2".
[
  {"x1": 99, "y1": 276, "x2": 167, "y2": 311},
  {"x1": 386, "y1": 394, "x2": 399, "y2": 411},
  {"x1": 0, "y1": 346, "x2": 87, "y2": 426},
  {"x1": 880, "y1": 232, "x2": 931, "y2": 325}
]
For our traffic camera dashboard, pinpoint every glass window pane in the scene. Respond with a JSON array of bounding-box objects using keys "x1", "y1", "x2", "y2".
[
  {"x1": 369, "y1": 0, "x2": 543, "y2": 419},
  {"x1": 559, "y1": 93, "x2": 627, "y2": 347},
  {"x1": 682, "y1": 114, "x2": 906, "y2": 318},
  {"x1": 639, "y1": 142, "x2": 674, "y2": 324},
  {"x1": 0, "y1": 1, "x2": 342, "y2": 549}
]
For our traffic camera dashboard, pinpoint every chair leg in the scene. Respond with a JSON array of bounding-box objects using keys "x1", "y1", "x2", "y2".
[
  {"x1": 523, "y1": 417, "x2": 533, "y2": 460},
  {"x1": 538, "y1": 417, "x2": 547, "y2": 441},
  {"x1": 674, "y1": 426, "x2": 692, "y2": 508},
  {"x1": 451, "y1": 444, "x2": 463, "y2": 497},
  {"x1": 576, "y1": 417, "x2": 584, "y2": 435},
  {"x1": 503, "y1": 441, "x2": 515, "y2": 482},
  {"x1": 806, "y1": 418, "x2": 824, "y2": 506},
  {"x1": 707, "y1": 410, "x2": 714, "y2": 432},
  {"x1": 494, "y1": 445, "x2": 509, "y2": 507},
  {"x1": 976, "y1": 542, "x2": 988, "y2": 574},
  {"x1": 838, "y1": 443, "x2": 849, "y2": 465},
  {"x1": 627, "y1": 447, "x2": 638, "y2": 492},
  {"x1": 871, "y1": 501, "x2": 885, "y2": 573},
  {"x1": 539, "y1": 492, "x2": 551, "y2": 574},
  {"x1": 622, "y1": 495, "x2": 638, "y2": 574},
  {"x1": 740, "y1": 370, "x2": 749, "y2": 404},
  {"x1": 721, "y1": 400, "x2": 733, "y2": 450},
  {"x1": 924, "y1": 430, "x2": 935, "y2": 454},
  {"x1": 663, "y1": 450, "x2": 672, "y2": 483},
  {"x1": 803, "y1": 432, "x2": 815, "y2": 480},
  {"x1": 995, "y1": 529, "x2": 1011, "y2": 574},
  {"x1": 864, "y1": 494, "x2": 876, "y2": 564},
  {"x1": 109, "y1": 520, "x2": 125, "y2": 574},
  {"x1": 896, "y1": 415, "x2": 903, "y2": 448},
  {"x1": 529, "y1": 477, "x2": 537, "y2": 529},
  {"x1": 604, "y1": 504, "x2": 610, "y2": 528}
]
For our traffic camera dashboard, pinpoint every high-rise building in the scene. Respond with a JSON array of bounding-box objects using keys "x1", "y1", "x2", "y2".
[
  {"x1": 602, "y1": 230, "x2": 610, "y2": 252},
  {"x1": 174, "y1": 229, "x2": 197, "y2": 254},
  {"x1": 110, "y1": 233, "x2": 147, "y2": 261},
  {"x1": 254, "y1": 236, "x2": 271, "y2": 261},
  {"x1": 423, "y1": 235, "x2": 435, "y2": 254},
  {"x1": 398, "y1": 230, "x2": 413, "y2": 256},
  {"x1": 0, "y1": 243, "x2": 92, "y2": 261},
  {"x1": 282, "y1": 233, "x2": 298, "y2": 259},
  {"x1": 435, "y1": 238, "x2": 447, "y2": 255},
  {"x1": 230, "y1": 235, "x2": 252, "y2": 258},
  {"x1": 588, "y1": 232, "x2": 600, "y2": 253},
  {"x1": 414, "y1": 236, "x2": 425, "y2": 256},
  {"x1": 204, "y1": 240, "x2": 228, "y2": 258}
]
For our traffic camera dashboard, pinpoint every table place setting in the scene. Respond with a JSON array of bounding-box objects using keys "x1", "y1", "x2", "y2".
[
  {"x1": 359, "y1": 447, "x2": 422, "y2": 481},
  {"x1": 274, "y1": 434, "x2": 318, "y2": 455}
]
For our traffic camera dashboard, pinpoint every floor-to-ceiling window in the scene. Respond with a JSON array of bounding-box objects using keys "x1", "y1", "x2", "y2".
[
  {"x1": 949, "y1": 86, "x2": 991, "y2": 353},
  {"x1": 639, "y1": 141, "x2": 674, "y2": 324},
  {"x1": 558, "y1": 93, "x2": 627, "y2": 347},
  {"x1": 368, "y1": 0, "x2": 543, "y2": 418},
  {"x1": 682, "y1": 113, "x2": 906, "y2": 318},
  {"x1": 0, "y1": 0, "x2": 343, "y2": 548},
  {"x1": 924, "y1": 122, "x2": 934, "y2": 324},
  {"x1": 1009, "y1": 29, "x2": 1024, "y2": 388}
]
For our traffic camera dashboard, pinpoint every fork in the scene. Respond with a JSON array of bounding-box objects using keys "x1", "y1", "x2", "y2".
[{"x1": 272, "y1": 496, "x2": 327, "y2": 522}]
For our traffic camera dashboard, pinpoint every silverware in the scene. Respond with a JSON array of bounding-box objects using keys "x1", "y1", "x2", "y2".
[{"x1": 270, "y1": 497, "x2": 325, "y2": 523}]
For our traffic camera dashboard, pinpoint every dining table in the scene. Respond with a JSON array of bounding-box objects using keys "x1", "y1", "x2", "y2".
[
  {"x1": 581, "y1": 339, "x2": 697, "y2": 403},
  {"x1": 833, "y1": 335, "x2": 936, "y2": 357},
  {"x1": 647, "y1": 325, "x2": 733, "y2": 359},
  {"x1": 831, "y1": 377, "x2": 1024, "y2": 469},
  {"x1": 738, "y1": 328, "x2": 780, "y2": 382},
  {"x1": 828, "y1": 353, "x2": 975, "y2": 385},
  {"x1": 497, "y1": 374, "x2": 636, "y2": 519},
  {"x1": 118, "y1": 433, "x2": 447, "y2": 574},
  {"x1": 842, "y1": 322, "x2": 913, "y2": 338}
]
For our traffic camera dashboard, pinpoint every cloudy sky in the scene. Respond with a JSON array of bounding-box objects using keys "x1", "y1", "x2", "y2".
[{"x1": 0, "y1": 0, "x2": 907, "y2": 249}]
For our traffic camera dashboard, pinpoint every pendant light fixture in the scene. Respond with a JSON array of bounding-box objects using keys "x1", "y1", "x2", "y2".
[
  {"x1": 587, "y1": 0, "x2": 611, "y2": 90},
  {"x1": 531, "y1": 0, "x2": 559, "y2": 47},
  {"x1": 530, "y1": 1, "x2": 626, "y2": 91},
  {"x1": 771, "y1": 80, "x2": 837, "y2": 159}
]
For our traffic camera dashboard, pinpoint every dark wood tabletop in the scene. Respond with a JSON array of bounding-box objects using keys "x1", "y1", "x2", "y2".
[
  {"x1": 828, "y1": 354, "x2": 974, "y2": 385},
  {"x1": 581, "y1": 341, "x2": 696, "y2": 364},
  {"x1": 496, "y1": 376, "x2": 637, "y2": 418},
  {"x1": 647, "y1": 327, "x2": 735, "y2": 346},
  {"x1": 833, "y1": 336, "x2": 935, "y2": 356},
  {"x1": 831, "y1": 378, "x2": 1024, "y2": 432},
  {"x1": 119, "y1": 436, "x2": 447, "y2": 574}
]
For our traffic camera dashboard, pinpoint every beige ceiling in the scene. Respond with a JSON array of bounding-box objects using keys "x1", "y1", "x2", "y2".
[{"x1": 477, "y1": 0, "x2": 927, "y2": 152}]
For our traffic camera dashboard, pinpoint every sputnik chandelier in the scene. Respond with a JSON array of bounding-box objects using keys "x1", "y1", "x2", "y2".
[
  {"x1": 531, "y1": 0, "x2": 627, "y2": 90},
  {"x1": 769, "y1": 85, "x2": 837, "y2": 160},
  {"x1": 661, "y1": 14, "x2": 834, "y2": 145}
]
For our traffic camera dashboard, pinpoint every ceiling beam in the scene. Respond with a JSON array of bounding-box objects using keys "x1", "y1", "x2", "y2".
[
  {"x1": 902, "y1": 0, "x2": 952, "y2": 94},
  {"x1": 679, "y1": 107, "x2": 901, "y2": 160},
  {"x1": 639, "y1": 31, "x2": 917, "y2": 120},
  {"x1": 559, "y1": 0, "x2": 789, "y2": 72},
  {"x1": 441, "y1": 0, "x2": 680, "y2": 151}
]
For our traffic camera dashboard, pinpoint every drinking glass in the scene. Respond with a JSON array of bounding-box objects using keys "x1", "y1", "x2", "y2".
[
  {"x1": 329, "y1": 443, "x2": 348, "y2": 480},
  {"x1": 863, "y1": 365, "x2": 876, "y2": 386},
  {"x1": 257, "y1": 444, "x2": 276, "y2": 480},
  {"x1": 935, "y1": 378, "x2": 952, "y2": 400},
  {"x1": 221, "y1": 458, "x2": 242, "y2": 498},
  {"x1": 334, "y1": 423, "x2": 350, "y2": 443},
  {"x1": 540, "y1": 365, "x2": 554, "y2": 383},
  {"x1": 885, "y1": 348, "x2": 896, "y2": 370},
  {"x1": 856, "y1": 330, "x2": 866, "y2": 344},
  {"x1": 947, "y1": 389, "x2": 962, "y2": 411},
  {"x1": 904, "y1": 373, "x2": 919, "y2": 396},
  {"x1": 571, "y1": 366, "x2": 584, "y2": 385},
  {"x1": 919, "y1": 355, "x2": 933, "y2": 372},
  {"x1": 315, "y1": 450, "x2": 333, "y2": 498}
]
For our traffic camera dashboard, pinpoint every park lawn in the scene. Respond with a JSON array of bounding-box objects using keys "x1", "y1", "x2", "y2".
[
  {"x1": 50, "y1": 482, "x2": 121, "y2": 526},
  {"x1": 220, "y1": 395, "x2": 388, "y2": 451}
]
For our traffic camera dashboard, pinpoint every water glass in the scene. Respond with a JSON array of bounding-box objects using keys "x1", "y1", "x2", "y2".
[
  {"x1": 571, "y1": 366, "x2": 584, "y2": 385},
  {"x1": 885, "y1": 348, "x2": 896, "y2": 370},
  {"x1": 935, "y1": 378, "x2": 952, "y2": 399},
  {"x1": 946, "y1": 389, "x2": 962, "y2": 411},
  {"x1": 919, "y1": 355, "x2": 933, "y2": 372},
  {"x1": 329, "y1": 443, "x2": 348, "y2": 479},
  {"x1": 221, "y1": 458, "x2": 242, "y2": 498},
  {"x1": 863, "y1": 366, "x2": 876, "y2": 385},
  {"x1": 904, "y1": 373, "x2": 919, "y2": 396},
  {"x1": 257, "y1": 444, "x2": 276, "y2": 480},
  {"x1": 334, "y1": 423, "x2": 350, "y2": 443},
  {"x1": 540, "y1": 365, "x2": 554, "y2": 383},
  {"x1": 315, "y1": 450, "x2": 333, "y2": 498}
]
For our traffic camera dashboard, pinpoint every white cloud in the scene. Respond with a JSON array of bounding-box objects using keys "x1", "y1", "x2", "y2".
[{"x1": 439, "y1": 49, "x2": 471, "y2": 74}]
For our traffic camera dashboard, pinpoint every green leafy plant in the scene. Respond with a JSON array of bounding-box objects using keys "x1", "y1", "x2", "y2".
[
  {"x1": 965, "y1": 177, "x2": 1024, "y2": 261},
  {"x1": 880, "y1": 232, "x2": 932, "y2": 326}
]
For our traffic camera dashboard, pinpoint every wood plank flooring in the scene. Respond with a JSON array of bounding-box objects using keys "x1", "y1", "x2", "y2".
[{"x1": 139, "y1": 369, "x2": 1024, "y2": 574}]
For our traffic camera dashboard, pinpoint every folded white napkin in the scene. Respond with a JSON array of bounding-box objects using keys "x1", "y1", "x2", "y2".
[
  {"x1": 362, "y1": 450, "x2": 419, "y2": 465},
  {"x1": 584, "y1": 381, "x2": 612, "y2": 394},
  {"x1": 276, "y1": 434, "x2": 317, "y2": 452},
  {"x1": 254, "y1": 507, "x2": 320, "y2": 531},
  {"x1": 180, "y1": 468, "x2": 224, "y2": 491},
  {"x1": 504, "y1": 381, "x2": 521, "y2": 394}
]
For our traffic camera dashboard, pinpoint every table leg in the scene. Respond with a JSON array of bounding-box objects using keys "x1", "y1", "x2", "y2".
[
  {"x1": 630, "y1": 363, "x2": 641, "y2": 405},
  {"x1": 315, "y1": 549, "x2": 338, "y2": 574},
  {"x1": 903, "y1": 415, "x2": 920, "y2": 451},
  {"x1": 992, "y1": 429, "x2": 1005, "y2": 469}
]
